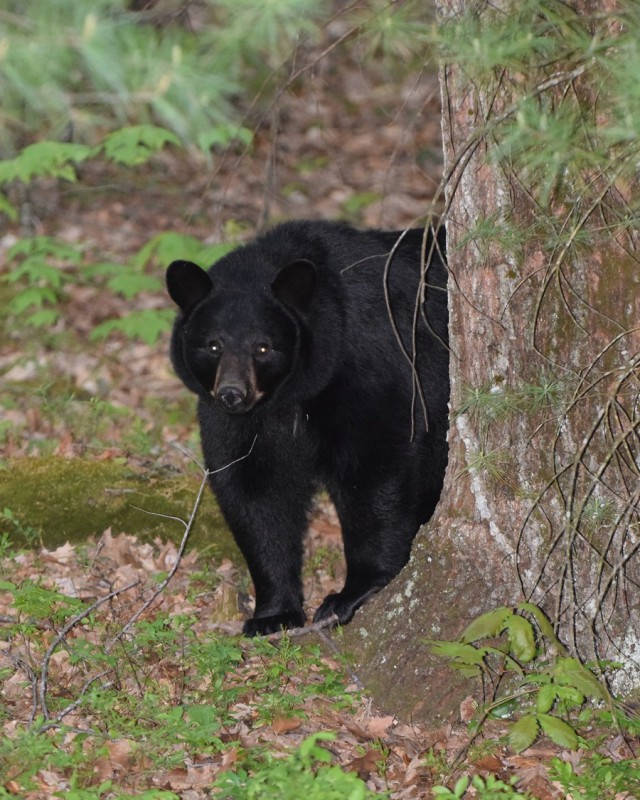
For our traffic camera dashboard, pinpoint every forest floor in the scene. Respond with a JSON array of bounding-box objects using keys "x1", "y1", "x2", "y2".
[{"x1": 0, "y1": 37, "x2": 638, "y2": 800}]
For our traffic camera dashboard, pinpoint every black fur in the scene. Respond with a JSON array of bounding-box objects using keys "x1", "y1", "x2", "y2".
[{"x1": 167, "y1": 221, "x2": 449, "y2": 636}]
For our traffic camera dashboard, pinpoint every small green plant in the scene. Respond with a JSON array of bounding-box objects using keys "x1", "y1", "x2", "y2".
[
  {"x1": 0, "y1": 141, "x2": 95, "y2": 201},
  {"x1": 0, "y1": 127, "x2": 241, "y2": 344},
  {"x1": 0, "y1": 127, "x2": 181, "y2": 217},
  {"x1": 549, "y1": 752, "x2": 640, "y2": 799},
  {"x1": 0, "y1": 507, "x2": 42, "y2": 548},
  {"x1": 433, "y1": 773, "x2": 532, "y2": 800},
  {"x1": 0, "y1": 725, "x2": 79, "y2": 793},
  {"x1": 3, "y1": 236, "x2": 82, "y2": 328},
  {"x1": 423, "y1": 746, "x2": 450, "y2": 783},
  {"x1": 7, "y1": 578, "x2": 87, "y2": 626},
  {"x1": 456, "y1": 382, "x2": 523, "y2": 426},
  {"x1": 87, "y1": 232, "x2": 237, "y2": 343},
  {"x1": 2, "y1": 225, "x2": 237, "y2": 345},
  {"x1": 454, "y1": 212, "x2": 535, "y2": 265},
  {"x1": 248, "y1": 635, "x2": 356, "y2": 724},
  {"x1": 215, "y1": 732, "x2": 383, "y2": 800},
  {"x1": 456, "y1": 447, "x2": 510, "y2": 483},
  {"x1": 426, "y1": 603, "x2": 613, "y2": 753}
]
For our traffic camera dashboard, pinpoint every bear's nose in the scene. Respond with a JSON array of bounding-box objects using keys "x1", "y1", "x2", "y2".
[{"x1": 218, "y1": 386, "x2": 246, "y2": 411}]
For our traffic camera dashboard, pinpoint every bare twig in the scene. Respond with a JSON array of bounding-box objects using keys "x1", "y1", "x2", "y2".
[
  {"x1": 37, "y1": 671, "x2": 113, "y2": 734},
  {"x1": 38, "y1": 580, "x2": 139, "y2": 721},
  {"x1": 106, "y1": 436, "x2": 257, "y2": 650}
]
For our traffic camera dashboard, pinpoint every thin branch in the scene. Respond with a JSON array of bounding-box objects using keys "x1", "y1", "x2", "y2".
[
  {"x1": 106, "y1": 435, "x2": 257, "y2": 650},
  {"x1": 37, "y1": 671, "x2": 113, "y2": 734},
  {"x1": 38, "y1": 580, "x2": 139, "y2": 721}
]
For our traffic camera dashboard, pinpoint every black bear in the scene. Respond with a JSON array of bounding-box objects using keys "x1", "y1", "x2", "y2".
[{"x1": 166, "y1": 220, "x2": 449, "y2": 636}]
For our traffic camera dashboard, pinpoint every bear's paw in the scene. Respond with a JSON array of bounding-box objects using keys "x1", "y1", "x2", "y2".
[{"x1": 243, "y1": 609, "x2": 306, "y2": 637}]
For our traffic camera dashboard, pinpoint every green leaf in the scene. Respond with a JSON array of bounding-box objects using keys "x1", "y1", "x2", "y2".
[
  {"x1": 517, "y1": 602, "x2": 563, "y2": 648},
  {"x1": 489, "y1": 698, "x2": 518, "y2": 719},
  {"x1": 537, "y1": 713, "x2": 579, "y2": 750},
  {"x1": 25, "y1": 308, "x2": 61, "y2": 328},
  {"x1": 9, "y1": 287, "x2": 58, "y2": 313},
  {"x1": 297, "y1": 732, "x2": 334, "y2": 765},
  {"x1": 9, "y1": 260, "x2": 65, "y2": 289},
  {"x1": 554, "y1": 685, "x2": 584, "y2": 707},
  {"x1": 504, "y1": 615, "x2": 537, "y2": 663},
  {"x1": 131, "y1": 232, "x2": 236, "y2": 271},
  {"x1": 196, "y1": 124, "x2": 253, "y2": 152},
  {"x1": 0, "y1": 193, "x2": 17, "y2": 220},
  {"x1": 6, "y1": 236, "x2": 82, "y2": 272},
  {"x1": 508, "y1": 714, "x2": 539, "y2": 752},
  {"x1": 101, "y1": 125, "x2": 181, "y2": 166},
  {"x1": 0, "y1": 141, "x2": 95, "y2": 184},
  {"x1": 106, "y1": 273, "x2": 163, "y2": 299},
  {"x1": 536, "y1": 683, "x2": 556, "y2": 713},
  {"x1": 459, "y1": 607, "x2": 513, "y2": 643},
  {"x1": 427, "y1": 640, "x2": 489, "y2": 667},
  {"x1": 552, "y1": 657, "x2": 607, "y2": 701},
  {"x1": 90, "y1": 309, "x2": 174, "y2": 345}
]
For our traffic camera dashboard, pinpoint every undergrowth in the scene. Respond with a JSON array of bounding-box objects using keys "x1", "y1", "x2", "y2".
[
  {"x1": 426, "y1": 605, "x2": 639, "y2": 798},
  {"x1": 1, "y1": 537, "x2": 638, "y2": 798},
  {"x1": 0, "y1": 564, "x2": 363, "y2": 797},
  {"x1": 427, "y1": 604, "x2": 616, "y2": 753}
]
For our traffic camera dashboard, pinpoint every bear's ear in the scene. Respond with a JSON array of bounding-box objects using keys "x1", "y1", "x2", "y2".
[
  {"x1": 166, "y1": 260, "x2": 213, "y2": 315},
  {"x1": 272, "y1": 259, "x2": 316, "y2": 311}
]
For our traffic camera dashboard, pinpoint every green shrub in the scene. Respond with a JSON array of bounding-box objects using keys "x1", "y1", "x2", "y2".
[{"x1": 215, "y1": 733, "x2": 382, "y2": 800}]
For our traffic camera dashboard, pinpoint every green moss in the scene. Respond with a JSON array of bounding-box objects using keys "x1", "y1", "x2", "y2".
[{"x1": 0, "y1": 456, "x2": 241, "y2": 562}]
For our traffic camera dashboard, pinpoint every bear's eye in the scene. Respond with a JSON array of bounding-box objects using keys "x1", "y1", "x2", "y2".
[
  {"x1": 254, "y1": 343, "x2": 271, "y2": 356},
  {"x1": 209, "y1": 340, "x2": 223, "y2": 355}
]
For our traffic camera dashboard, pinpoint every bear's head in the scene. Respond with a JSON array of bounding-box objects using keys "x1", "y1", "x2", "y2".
[{"x1": 166, "y1": 259, "x2": 315, "y2": 414}]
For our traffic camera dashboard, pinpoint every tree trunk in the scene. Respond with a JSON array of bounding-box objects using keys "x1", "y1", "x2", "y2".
[{"x1": 345, "y1": 0, "x2": 640, "y2": 724}]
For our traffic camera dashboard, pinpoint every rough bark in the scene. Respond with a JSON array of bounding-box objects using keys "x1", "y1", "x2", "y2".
[{"x1": 345, "y1": 0, "x2": 640, "y2": 724}]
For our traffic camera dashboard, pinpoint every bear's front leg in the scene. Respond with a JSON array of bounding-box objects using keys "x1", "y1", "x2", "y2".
[
  {"x1": 238, "y1": 531, "x2": 307, "y2": 636},
  {"x1": 210, "y1": 455, "x2": 314, "y2": 636},
  {"x1": 315, "y1": 479, "x2": 418, "y2": 626}
]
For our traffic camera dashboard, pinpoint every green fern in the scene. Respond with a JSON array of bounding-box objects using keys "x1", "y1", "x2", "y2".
[
  {"x1": 0, "y1": 0, "x2": 327, "y2": 155},
  {"x1": 90, "y1": 309, "x2": 176, "y2": 346},
  {"x1": 0, "y1": 141, "x2": 95, "y2": 184}
]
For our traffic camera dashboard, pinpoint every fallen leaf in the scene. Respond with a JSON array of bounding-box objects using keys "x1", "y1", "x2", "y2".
[
  {"x1": 404, "y1": 754, "x2": 429, "y2": 786},
  {"x1": 93, "y1": 738, "x2": 135, "y2": 781},
  {"x1": 460, "y1": 695, "x2": 478, "y2": 723},
  {"x1": 167, "y1": 764, "x2": 217, "y2": 790},
  {"x1": 368, "y1": 715, "x2": 396, "y2": 736},
  {"x1": 345, "y1": 749, "x2": 380, "y2": 779},
  {"x1": 220, "y1": 748, "x2": 240, "y2": 768},
  {"x1": 271, "y1": 717, "x2": 302, "y2": 734},
  {"x1": 474, "y1": 754, "x2": 504, "y2": 772},
  {"x1": 41, "y1": 542, "x2": 76, "y2": 565}
]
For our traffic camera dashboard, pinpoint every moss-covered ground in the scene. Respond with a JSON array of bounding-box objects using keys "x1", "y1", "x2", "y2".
[{"x1": 0, "y1": 455, "x2": 236, "y2": 557}]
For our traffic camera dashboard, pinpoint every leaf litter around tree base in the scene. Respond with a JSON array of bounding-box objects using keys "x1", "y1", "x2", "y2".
[{"x1": 1, "y1": 526, "x2": 637, "y2": 798}]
